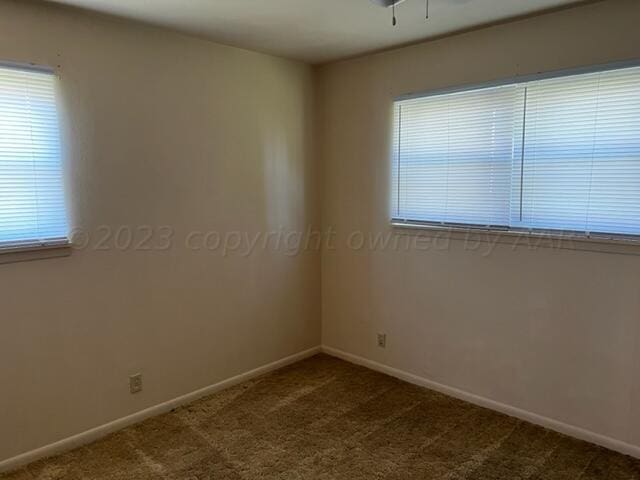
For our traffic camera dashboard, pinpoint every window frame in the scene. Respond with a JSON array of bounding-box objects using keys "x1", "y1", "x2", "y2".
[
  {"x1": 0, "y1": 61, "x2": 71, "y2": 262},
  {"x1": 390, "y1": 59, "x2": 640, "y2": 247}
]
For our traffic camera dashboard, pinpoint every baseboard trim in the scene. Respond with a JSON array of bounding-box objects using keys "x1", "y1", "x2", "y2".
[
  {"x1": 321, "y1": 345, "x2": 640, "y2": 459},
  {"x1": 0, "y1": 346, "x2": 321, "y2": 473}
]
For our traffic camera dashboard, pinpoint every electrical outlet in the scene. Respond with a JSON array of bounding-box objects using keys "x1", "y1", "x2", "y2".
[
  {"x1": 129, "y1": 373, "x2": 143, "y2": 394},
  {"x1": 377, "y1": 333, "x2": 387, "y2": 348}
]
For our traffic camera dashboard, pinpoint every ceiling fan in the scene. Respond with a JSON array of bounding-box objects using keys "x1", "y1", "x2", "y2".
[
  {"x1": 370, "y1": 0, "x2": 407, "y2": 5},
  {"x1": 370, "y1": 0, "x2": 430, "y2": 26}
]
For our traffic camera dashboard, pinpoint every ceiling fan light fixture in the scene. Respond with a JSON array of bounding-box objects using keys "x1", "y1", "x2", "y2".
[
  {"x1": 369, "y1": 0, "x2": 407, "y2": 7},
  {"x1": 370, "y1": 0, "x2": 430, "y2": 26}
]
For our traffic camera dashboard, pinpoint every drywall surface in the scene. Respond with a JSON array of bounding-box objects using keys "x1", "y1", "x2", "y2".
[
  {"x1": 318, "y1": 0, "x2": 640, "y2": 449},
  {"x1": 0, "y1": 0, "x2": 320, "y2": 461}
]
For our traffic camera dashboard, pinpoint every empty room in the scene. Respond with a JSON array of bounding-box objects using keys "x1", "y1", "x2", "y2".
[{"x1": 1, "y1": 0, "x2": 639, "y2": 478}]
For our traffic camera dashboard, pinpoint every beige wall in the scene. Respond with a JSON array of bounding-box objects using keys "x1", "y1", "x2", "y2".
[
  {"x1": 0, "y1": 0, "x2": 320, "y2": 462},
  {"x1": 318, "y1": 0, "x2": 640, "y2": 449}
]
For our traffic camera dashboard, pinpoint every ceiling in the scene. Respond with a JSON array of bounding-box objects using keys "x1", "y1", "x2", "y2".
[{"x1": 46, "y1": 0, "x2": 587, "y2": 64}]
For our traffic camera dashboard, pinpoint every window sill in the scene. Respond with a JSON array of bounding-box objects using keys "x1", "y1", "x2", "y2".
[
  {"x1": 391, "y1": 222, "x2": 640, "y2": 256},
  {"x1": 0, "y1": 242, "x2": 72, "y2": 265}
]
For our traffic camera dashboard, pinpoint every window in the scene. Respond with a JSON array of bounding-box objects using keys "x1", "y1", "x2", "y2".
[
  {"x1": 0, "y1": 64, "x2": 68, "y2": 249},
  {"x1": 392, "y1": 64, "x2": 640, "y2": 238}
]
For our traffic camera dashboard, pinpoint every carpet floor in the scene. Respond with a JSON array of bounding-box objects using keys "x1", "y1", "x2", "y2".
[{"x1": 2, "y1": 354, "x2": 640, "y2": 479}]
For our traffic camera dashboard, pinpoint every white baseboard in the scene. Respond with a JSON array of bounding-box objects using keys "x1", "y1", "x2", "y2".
[
  {"x1": 0, "y1": 346, "x2": 321, "y2": 474},
  {"x1": 321, "y1": 345, "x2": 640, "y2": 459}
]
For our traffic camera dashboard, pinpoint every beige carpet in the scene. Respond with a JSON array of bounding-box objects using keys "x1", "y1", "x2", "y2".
[{"x1": 2, "y1": 354, "x2": 639, "y2": 479}]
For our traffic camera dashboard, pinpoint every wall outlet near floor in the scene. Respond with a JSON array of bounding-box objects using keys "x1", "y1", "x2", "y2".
[
  {"x1": 129, "y1": 373, "x2": 143, "y2": 394},
  {"x1": 377, "y1": 333, "x2": 387, "y2": 348}
]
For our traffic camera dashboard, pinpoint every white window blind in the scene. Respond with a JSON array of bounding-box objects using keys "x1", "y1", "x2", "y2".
[
  {"x1": 0, "y1": 65, "x2": 68, "y2": 248},
  {"x1": 393, "y1": 64, "x2": 640, "y2": 238}
]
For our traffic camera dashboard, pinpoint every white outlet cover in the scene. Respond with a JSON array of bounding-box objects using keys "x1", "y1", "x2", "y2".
[{"x1": 129, "y1": 374, "x2": 143, "y2": 394}]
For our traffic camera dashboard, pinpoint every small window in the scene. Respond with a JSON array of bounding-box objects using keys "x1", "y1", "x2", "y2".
[
  {"x1": 0, "y1": 64, "x2": 68, "y2": 249},
  {"x1": 392, "y1": 65, "x2": 640, "y2": 238}
]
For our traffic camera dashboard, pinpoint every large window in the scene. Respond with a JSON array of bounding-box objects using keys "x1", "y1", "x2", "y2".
[
  {"x1": 392, "y1": 64, "x2": 640, "y2": 238},
  {"x1": 0, "y1": 64, "x2": 68, "y2": 248}
]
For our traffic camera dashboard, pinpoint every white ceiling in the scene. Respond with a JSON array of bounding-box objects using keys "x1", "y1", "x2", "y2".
[{"x1": 46, "y1": 0, "x2": 587, "y2": 64}]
